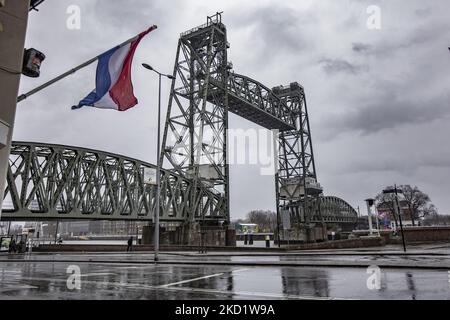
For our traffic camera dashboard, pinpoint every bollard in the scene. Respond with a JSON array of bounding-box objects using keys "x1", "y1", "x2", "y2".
[
  {"x1": 265, "y1": 235, "x2": 270, "y2": 248},
  {"x1": 249, "y1": 234, "x2": 253, "y2": 245}
]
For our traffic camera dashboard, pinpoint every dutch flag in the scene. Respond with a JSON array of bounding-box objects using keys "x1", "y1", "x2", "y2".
[{"x1": 72, "y1": 26, "x2": 156, "y2": 111}]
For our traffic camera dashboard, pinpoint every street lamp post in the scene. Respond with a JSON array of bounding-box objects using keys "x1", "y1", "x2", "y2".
[
  {"x1": 383, "y1": 185, "x2": 407, "y2": 252},
  {"x1": 142, "y1": 63, "x2": 174, "y2": 263},
  {"x1": 365, "y1": 198, "x2": 375, "y2": 236}
]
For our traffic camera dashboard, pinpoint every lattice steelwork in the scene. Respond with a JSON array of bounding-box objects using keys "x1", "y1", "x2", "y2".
[
  {"x1": 1, "y1": 142, "x2": 224, "y2": 221},
  {"x1": 0, "y1": 14, "x2": 358, "y2": 235},
  {"x1": 162, "y1": 13, "x2": 297, "y2": 224},
  {"x1": 161, "y1": 13, "x2": 230, "y2": 224},
  {"x1": 273, "y1": 83, "x2": 323, "y2": 227},
  {"x1": 226, "y1": 73, "x2": 296, "y2": 131},
  {"x1": 319, "y1": 196, "x2": 358, "y2": 225}
]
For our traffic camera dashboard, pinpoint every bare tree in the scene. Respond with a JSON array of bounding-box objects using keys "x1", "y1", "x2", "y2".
[
  {"x1": 375, "y1": 185, "x2": 434, "y2": 227},
  {"x1": 375, "y1": 189, "x2": 399, "y2": 228},
  {"x1": 422, "y1": 209, "x2": 450, "y2": 226},
  {"x1": 401, "y1": 185, "x2": 431, "y2": 226},
  {"x1": 420, "y1": 204, "x2": 438, "y2": 219},
  {"x1": 246, "y1": 210, "x2": 277, "y2": 232}
]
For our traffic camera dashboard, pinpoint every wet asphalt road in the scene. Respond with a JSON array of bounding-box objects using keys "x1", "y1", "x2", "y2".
[{"x1": 0, "y1": 253, "x2": 450, "y2": 300}]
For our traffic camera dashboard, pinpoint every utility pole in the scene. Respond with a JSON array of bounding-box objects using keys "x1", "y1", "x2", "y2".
[
  {"x1": 394, "y1": 185, "x2": 407, "y2": 252},
  {"x1": 383, "y1": 185, "x2": 406, "y2": 252},
  {"x1": 54, "y1": 220, "x2": 59, "y2": 244},
  {"x1": 142, "y1": 63, "x2": 174, "y2": 263},
  {"x1": 365, "y1": 199, "x2": 374, "y2": 236}
]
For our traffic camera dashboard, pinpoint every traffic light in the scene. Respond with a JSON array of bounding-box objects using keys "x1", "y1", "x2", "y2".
[{"x1": 22, "y1": 48, "x2": 45, "y2": 77}]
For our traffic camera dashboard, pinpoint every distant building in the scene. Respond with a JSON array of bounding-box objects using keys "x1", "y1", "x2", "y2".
[
  {"x1": 235, "y1": 223, "x2": 258, "y2": 234},
  {"x1": 355, "y1": 216, "x2": 370, "y2": 230},
  {"x1": 58, "y1": 220, "x2": 146, "y2": 236},
  {"x1": 377, "y1": 200, "x2": 415, "y2": 229},
  {"x1": 64, "y1": 221, "x2": 90, "y2": 236}
]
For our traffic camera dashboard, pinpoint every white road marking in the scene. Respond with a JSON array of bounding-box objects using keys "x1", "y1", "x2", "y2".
[
  {"x1": 232, "y1": 268, "x2": 249, "y2": 274},
  {"x1": 0, "y1": 284, "x2": 39, "y2": 292},
  {"x1": 115, "y1": 266, "x2": 156, "y2": 270},
  {"x1": 157, "y1": 272, "x2": 224, "y2": 288},
  {"x1": 80, "y1": 272, "x2": 116, "y2": 277},
  {"x1": 162, "y1": 286, "x2": 354, "y2": 300}
]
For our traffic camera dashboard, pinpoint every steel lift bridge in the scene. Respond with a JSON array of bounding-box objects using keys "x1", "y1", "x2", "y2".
[
  {"x1": 160, "y1": 12, "x2": 355, "y2": 241},
  {"x1": 2, "y1": 13, "x2": 357, "y2": 242}
]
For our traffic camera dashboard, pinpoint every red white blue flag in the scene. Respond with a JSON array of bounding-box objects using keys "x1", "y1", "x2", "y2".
[{"x1": 72, "y1": 26, "x2": 157, "y2": 111}]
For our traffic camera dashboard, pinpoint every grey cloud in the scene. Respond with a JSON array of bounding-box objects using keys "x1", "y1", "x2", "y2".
[
  {"x1": 342, "y1": 156, "x2": 450, "y2": 176},
  {"x1": 352, "y1": 42, "x2": 373, "y2": 54},
  {"x1": 323, "y1": 93, "x2": 450, "y2": 136},
  {"x1": 92, "y1": 0, "x2": 182, "y2": 32},
  {"x1": 356, "y1": 24, "x2": 446, "y2": 59},
  {"x1": 415, "y1": 7, "x2": 432, "y2": 18},
  {"x1": 228, "y1": 6, "x2": 315, "y2": 53},
  {"x1": 319, "y1": 58, "x2": 364, "y2": 75}
]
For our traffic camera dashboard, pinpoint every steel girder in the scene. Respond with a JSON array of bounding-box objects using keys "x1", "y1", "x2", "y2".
[
  {"x1": 273, "y1": 83, "x2": 323, "y2": 226},
  {"x1": 226, "y1": 73, "x2": 296, "y2": 131},
  {"x1": 161, "y1": 14, "x2": 300, "y2": 225},
  {"x1": 318, "y1": 196, "x2": 358, "y2": 225},
  {"x1": 1, "y1": 141, "x2": 226, "y2": 221},
  {"x1": 281, "y1": 196, "x2": 357, "y2": 232},
  {"x1": 161, "y1": 13, "x2": 230, "y2": 223}
]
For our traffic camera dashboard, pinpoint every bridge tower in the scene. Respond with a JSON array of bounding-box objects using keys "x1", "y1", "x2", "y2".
[
  {"x1": 161, "y1": 13, "x2": 230, "y2": 227},
  {"x1": 273, "y1": 83, "x2": 325, "y2": 241}
]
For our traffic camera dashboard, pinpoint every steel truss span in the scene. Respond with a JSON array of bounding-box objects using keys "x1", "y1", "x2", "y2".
[
  {"x1": 1, "y1": 142, "x2": 226, "y2": 222},
  {"x1": 161, "y1": 13, "x2": 300, "y2": 226},
  {"x1": 319, "y1": 196, "x2": 358, "y2": 224}
]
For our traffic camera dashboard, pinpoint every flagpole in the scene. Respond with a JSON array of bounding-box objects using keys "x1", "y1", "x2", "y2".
[{"x1": 17, "y1": 25, "x2": 157, "y2": 103}]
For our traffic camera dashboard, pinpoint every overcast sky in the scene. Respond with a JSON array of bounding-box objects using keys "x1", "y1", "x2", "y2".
[{"x1": 15, "y1": 0, "x2": 450, "y2": 219}]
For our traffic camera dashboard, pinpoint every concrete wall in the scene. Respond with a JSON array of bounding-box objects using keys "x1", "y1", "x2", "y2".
[
  {"x1": 353, "y1": 227, "x2": 450, "y2": 244},
  {"x1": 34, "y1": 237, "x2": 387, "y2": 252},
  {"x1": 236, "y1": 233, "x2": 274, "y2": 241},
  {"x1": 142, "y1": 223, "x2": 234, "y2": 246},
  {"x1": 285, "y1": 236, "x2": 386, "y2": 250},
  {"x1": 279, "y1": 224, "x2": 328, "y2": 243},
  {"x1": 0, "y1": 0, "x2": 29, "y2": 214},
  {"x1": 401, "y1": 226, "x2": 450, "y2": 243}
]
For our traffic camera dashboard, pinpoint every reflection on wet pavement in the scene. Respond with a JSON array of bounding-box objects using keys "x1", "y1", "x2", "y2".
[{"x1": 0, "y1": 258, "x2": 449, "y2": 300}]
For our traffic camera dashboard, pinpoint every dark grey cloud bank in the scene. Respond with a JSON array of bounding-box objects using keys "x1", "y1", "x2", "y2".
[{"x1": 15, "y1": 0, "x2": 450, "y2": 218}]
